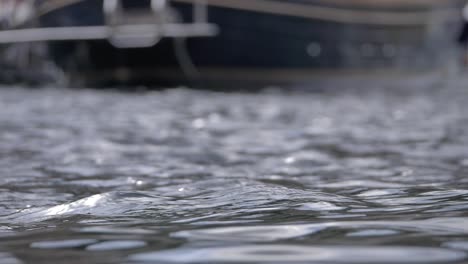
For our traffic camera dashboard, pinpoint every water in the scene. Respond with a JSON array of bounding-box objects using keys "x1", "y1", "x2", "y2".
[{"x1": 1, "y1": 82, "x2": 468, "y2": 263}]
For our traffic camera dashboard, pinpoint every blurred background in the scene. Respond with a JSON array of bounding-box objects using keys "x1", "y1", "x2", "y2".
[{"x1": 0, "y1": 0, "x2": 467, "y2": 87}]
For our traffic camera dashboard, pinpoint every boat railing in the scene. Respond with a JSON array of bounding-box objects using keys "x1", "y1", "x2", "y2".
[
  {"x1": 0, "y1": 0, "x2": 219, "y2": 48},
  {"x1": 0, "y1": 0, "x2": 464, "y2": 48}
]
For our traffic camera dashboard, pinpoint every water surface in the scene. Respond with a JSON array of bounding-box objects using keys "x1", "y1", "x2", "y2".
[{"x1": 1, "y1": 81, "x2": 468, "y2": 263}]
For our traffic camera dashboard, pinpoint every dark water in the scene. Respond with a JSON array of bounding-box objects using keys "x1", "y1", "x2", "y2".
[{"x1": 1, "y1": 81, "x2": 468, "y2": 263}]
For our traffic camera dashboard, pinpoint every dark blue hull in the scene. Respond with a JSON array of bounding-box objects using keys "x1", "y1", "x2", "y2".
[{"x1": 40, "y1": 0, "x2": 465, "y2": 86}]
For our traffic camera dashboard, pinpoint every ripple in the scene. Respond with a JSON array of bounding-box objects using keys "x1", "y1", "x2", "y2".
[
  {"x1": 30, "y1": 239, "x2": 97, "y2": 249},
  {"x1": 172, "y1": 225, "x2": 327, "y2": 242},
  {"x1": 296, "y1": 201, "x2": 345, "y2": 211},
  {"x1": 0, "y1": 253, "x2": 22, "y2": 264},
  {"x1": 357, "y1": 189, "x2": 405, "y2": 197},
  {"x1": 3, "y1": 86, "x2": 468, "y2": 263},
  {"x1": 346, "y1": 229, "x2": 399, "y2": 237},
  {"x1": 171, "y1": 217, "x2": 468, "y2": 243},
  {"x1": 318, "y1": 180, "x2": 405, "y2": 189},
  {"x1": 443, "y1": 241, "x2": 468, "y2": 251},
  {"x1": 86, "y1": 240, "x2": 147, "y2": 251},
  {"x1": 5, "y1": 191, "x2": 165, "y2": 223},
  {"x1": 129, "y1": 245, "x2": 466, "y2": 263},
  {"x1": 76, "y1": 226, "x2": 155, "y2": 235}
]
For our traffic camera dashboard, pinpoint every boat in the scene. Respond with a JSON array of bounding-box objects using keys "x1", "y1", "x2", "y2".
[{"x1": 0, "y1": 0, "x2": 466, "y2": 87}]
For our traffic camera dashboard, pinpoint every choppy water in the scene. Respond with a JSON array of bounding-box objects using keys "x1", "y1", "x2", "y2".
[{"x1": 1, "y1": 81, "x2": 468, "y2": 263}]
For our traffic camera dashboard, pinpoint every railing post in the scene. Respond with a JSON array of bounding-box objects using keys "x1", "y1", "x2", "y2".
[
  {"x1": 194, "y1": 0, "x2": 208, "y2": 23},
  {"x1": 151, "y1": 0, "x2": 168, "y2": 11}
]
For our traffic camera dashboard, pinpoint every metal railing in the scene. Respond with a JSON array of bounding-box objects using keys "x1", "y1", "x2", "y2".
[{"x1": 0, "y1": 0, "x2": 218, "y2": 48}]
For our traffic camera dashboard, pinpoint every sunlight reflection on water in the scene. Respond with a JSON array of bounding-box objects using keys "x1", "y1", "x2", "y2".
[{"x1": 0, "y1": 83, "x2": 468, "y2": 263}]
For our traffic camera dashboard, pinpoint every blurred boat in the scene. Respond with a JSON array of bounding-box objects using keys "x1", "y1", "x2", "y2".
[
  {"x1": 0, "y1": 0, "x2": 56, "y2": 84},
  {"x1": 0, "y1": 0, "x2": 466, "y2": 87}
]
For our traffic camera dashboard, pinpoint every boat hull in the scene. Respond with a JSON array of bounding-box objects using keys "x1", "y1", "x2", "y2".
[{"x1": 39, "y1": 0, "x2": 465, "y2": 87}]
